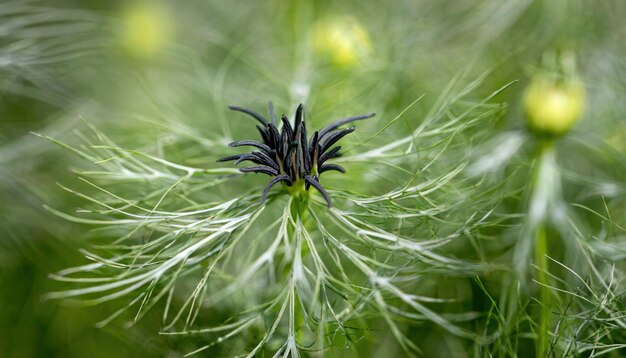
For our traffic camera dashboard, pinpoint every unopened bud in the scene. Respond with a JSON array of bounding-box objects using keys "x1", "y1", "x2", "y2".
[
  {"x1": 120, "y1": 3, "x2": 172, "y2": 59},
  {"x1": 312, "y1": 16, "x2": 371, "y2": 68},
  {"x1": 523, "y1": 75, "x2": 585, "y2": 137}
]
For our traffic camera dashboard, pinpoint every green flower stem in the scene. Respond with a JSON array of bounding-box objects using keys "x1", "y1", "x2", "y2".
[
  {"x1": 288, "y1": 180, "x2": 319, "y2": 233},
  {"x1": 535, "y1": 223, "x2": 550, "y2": 357},
  {"x1": 288, "y1": 180, "x2": 309, "y2": 221},
  {"x1": 532, "y1": 140, "x2": 555, "y2": 357}
]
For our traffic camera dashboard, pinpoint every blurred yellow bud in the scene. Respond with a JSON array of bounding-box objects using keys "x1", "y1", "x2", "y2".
[
  {"x1": 523, "y1": 75, "x2": 585, "y2": 137},
  {"x1": 120, "y1": 3, "x2": 172, "y2": 59},
  {"x1": 312, "y1": 16, "x2": 372, "y2": 67}
]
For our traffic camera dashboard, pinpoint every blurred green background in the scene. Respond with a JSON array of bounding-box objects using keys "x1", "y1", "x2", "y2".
[{"x1": 1, "y1": 1, "x2": 625, "y2": 357}]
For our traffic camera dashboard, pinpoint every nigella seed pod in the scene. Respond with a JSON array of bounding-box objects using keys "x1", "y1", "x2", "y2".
[{"x1": 219, "y1": 102, "x2": 375, "y2": 207}]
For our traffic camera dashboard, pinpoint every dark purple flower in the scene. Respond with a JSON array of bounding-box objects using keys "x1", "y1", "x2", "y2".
[{"x1": 219, "y1": 102, "x2": 374, "y2": 207}]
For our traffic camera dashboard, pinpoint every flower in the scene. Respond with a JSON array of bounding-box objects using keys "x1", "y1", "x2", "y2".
[
  {"x1": 219, "y1": 103, "x2": 375, "y2": 207},
  {"x1": 120, "y1": 3, "x2": 172, "y2": 59},
  {"x1": 523, "y1": 75, "x2": 585, "y2": 137},
  {"x1": 312, "y1": 16, "x2": 372, "y2": 67}
]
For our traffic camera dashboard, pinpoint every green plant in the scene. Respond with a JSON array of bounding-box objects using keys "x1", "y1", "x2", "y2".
[
  {"x1": 40, "y1": 74, "x2": 513, "y2": 355},
  {"x1": 3, "y1": 1, "x2": 625, "y2": 357}
]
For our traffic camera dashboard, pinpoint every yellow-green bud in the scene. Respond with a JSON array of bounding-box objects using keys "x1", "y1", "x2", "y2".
[
  {"x1": 312, "y1": 16, "x2": 372, "y2": 68},
  {"x1": 523, "y1": 75, "x2": 585, "y2": 137},
  {"x1": 120, "y1": 3, "x2": 172, "y2": 59}
]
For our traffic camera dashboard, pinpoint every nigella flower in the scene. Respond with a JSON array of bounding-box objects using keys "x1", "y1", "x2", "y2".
[
  {"x1": 218, "y1": 102, "x2": 375, "y2": 207},
  {"x1": 40, "y1": 78, "x2": 508, "y2": 357}
]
